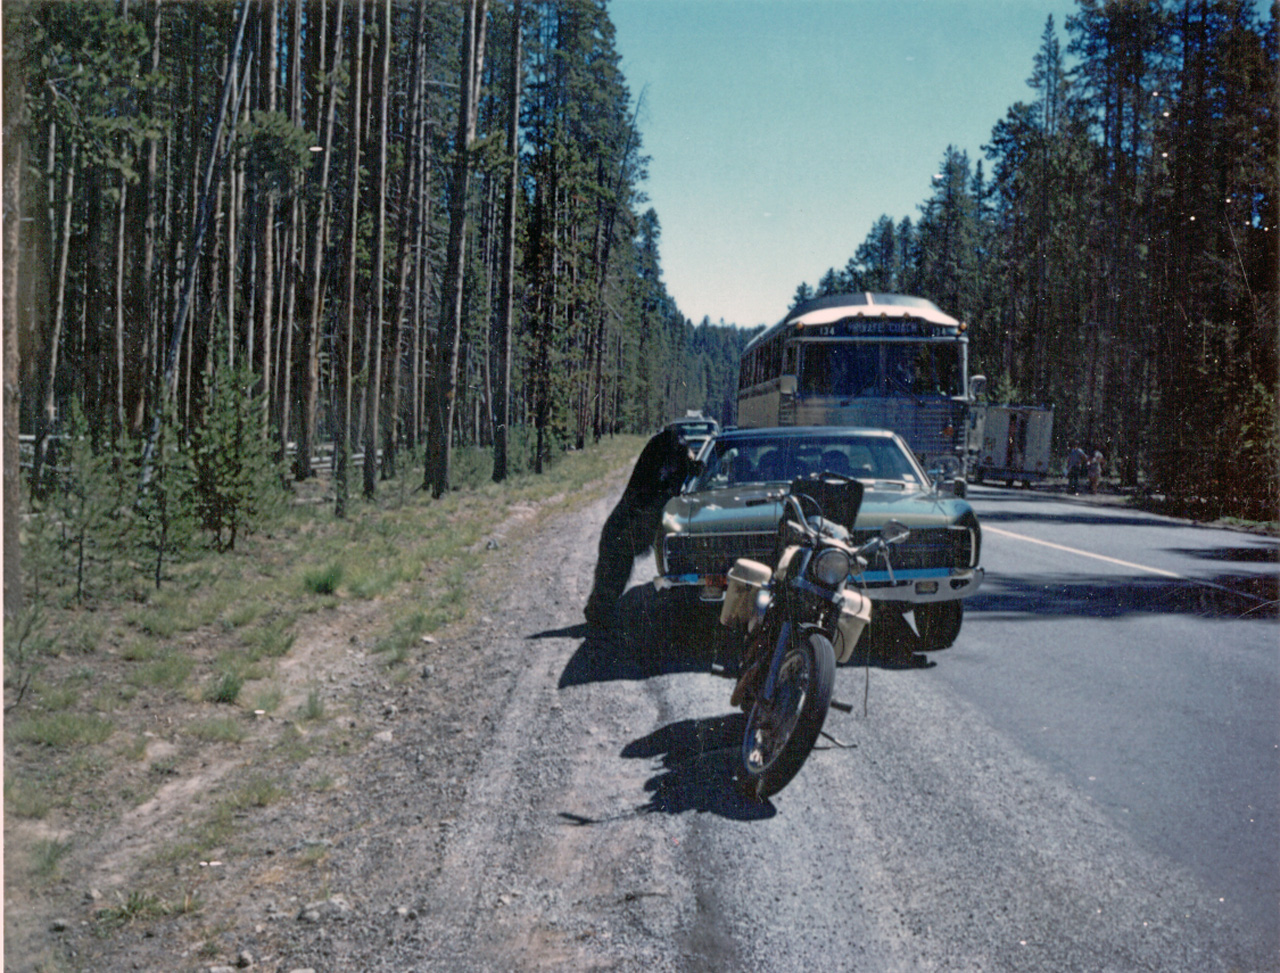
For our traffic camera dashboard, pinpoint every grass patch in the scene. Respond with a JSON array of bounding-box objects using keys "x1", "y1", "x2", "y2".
[
  {"x1": 120, "y1": 636, "x2": 162, "y2": 662},
  {"x1": 229, "y1": 775, "x2": 286, "y2": 809},
  {"x1": 242, "y1": 615, "x2": 296, "y2": 659},
  {"x1": 10, "y1": 712, "x2": 114, "y2": 748},
  {"x1": 203, "y1": 671, "x2": 243, "y2": 705},
  {"x1": 252, "y1": 685, "x2": 283, "y2": 713},
  {"x1": 373, "y1": 608, "x2": 431, "y2": 664},
  {"x1": 95, "y1": 889, "x2": 200, "y2": 929},
  {"x1": 222, "y1": 602, "x2": 263, "y2": 629},
  {"x1": 186, "y1": 716, "x2": 247, "y2": 743},
  {"x1": 127, "y1": 651, "x2": 194, "y2": 691},
  {"x1": 6, "y1": 778, "x2": 54, "y2": 819},
  {"x1": 33, "y1": 681, "x2": 80, "y2": 712},
  {"x1": 303, "y1": 562, "x2": 344, "y2": 595},
  {"x1": 30, "y1": 837, "x2": 74, "y2": 879},
  {"x1": 299, "y1": 687, "x2": 325, "y2": 722}
]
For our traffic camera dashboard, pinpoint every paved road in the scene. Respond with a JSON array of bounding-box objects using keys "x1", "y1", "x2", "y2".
[{"x1": 959, "y1": 486, "x2": 1280, "y2": 959}]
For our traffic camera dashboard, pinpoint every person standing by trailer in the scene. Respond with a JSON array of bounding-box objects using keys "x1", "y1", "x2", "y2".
[
  {"x1": 1088, "y1": 449, "x2": 1104, "y2": 493},
  {"x1": 1066, "y1": 444, "x2": 1088, "y2": 494}
]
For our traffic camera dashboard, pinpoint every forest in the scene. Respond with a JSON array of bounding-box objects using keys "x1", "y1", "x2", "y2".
[
  {"x1": 793, "y1": 2, "x2": 1276, "y2": 523},
  {"x1": 1, "y1": 0, "x2": 1274, "y2": 622},
  {"x1": 1, "y1": 0, "x2": 751, "y2": 614}
]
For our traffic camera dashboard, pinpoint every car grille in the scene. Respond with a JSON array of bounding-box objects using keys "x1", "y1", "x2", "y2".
[
  {"x1": 851, "y1": 525, "x2": 975, "y2": 570},
  {"x1": 663, "y1": 531, "x2": 776, "y2": 578}
]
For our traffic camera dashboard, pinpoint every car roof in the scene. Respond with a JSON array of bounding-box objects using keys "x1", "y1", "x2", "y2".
[{"x1": 714, "y1": 425, "x2": 899, "y2": 442}]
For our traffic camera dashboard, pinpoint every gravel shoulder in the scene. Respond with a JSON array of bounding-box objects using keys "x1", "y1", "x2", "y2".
[{"x1": 5, "y1": 462, "x2": 665, "y2": 973}]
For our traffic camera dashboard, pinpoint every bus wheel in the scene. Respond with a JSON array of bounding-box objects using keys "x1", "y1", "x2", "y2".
[{"x1": 914, "y1": 602, "x2": 963, "y2": 650}]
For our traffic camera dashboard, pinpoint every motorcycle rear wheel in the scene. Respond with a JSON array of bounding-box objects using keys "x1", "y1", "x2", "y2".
[{"x1": 737, "y1": 631, "x2": 835, "y2": 801}]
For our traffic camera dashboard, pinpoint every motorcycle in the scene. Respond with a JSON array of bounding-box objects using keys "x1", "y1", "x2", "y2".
[{"x1": 717, "y1": 473, "x2": 910, "y2": 801}]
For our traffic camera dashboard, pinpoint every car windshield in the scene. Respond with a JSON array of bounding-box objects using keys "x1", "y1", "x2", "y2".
[{"x1": 692, "y1": 434, "x2": 923, "y2": 490}]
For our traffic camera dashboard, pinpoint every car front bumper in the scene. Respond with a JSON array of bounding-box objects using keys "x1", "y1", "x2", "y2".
[{"x1": 655, "y1": 565, "x2": 983, "y2": 605}]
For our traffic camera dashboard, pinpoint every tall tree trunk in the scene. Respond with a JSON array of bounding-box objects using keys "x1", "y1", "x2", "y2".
[
  {"x1": 362, "y1": 0, "x2": 390, "y2": 498},
  {"x1": 4, "y1": 55, "x2": 24, "y2": 620},
  {"x1": 496, "y1": 0, "x2": 522, "y2": 483},
  {"x1": 297, "y1": 0, "x2": 343, "y2": 480},
  {"x1": 428, "y1": 0, "x2": 488, "y2": 497},
  {"x1": 276, "y1": 0, "x2": 303, "y2": 461},
  {"x1": 32, "y1": 140, "x2": 76, "y2": 495},
  {"x1": 336, "y1": 0, "x2": 364, "y2": 517},
  {"x1": 135, "y1": 0, "x2": 163, "y2": 435},
  {"x1": 113, "y1": 175, "x2": 128, "y2": 445},
  {"x1": 257, "y1": 0, "x2": 279, "y2": 439},
  {"x1": 385, "y1": 0, "x2": 426, "y2": 478}
]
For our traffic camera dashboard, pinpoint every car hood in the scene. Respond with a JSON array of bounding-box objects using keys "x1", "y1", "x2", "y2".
[{"x1": 662, "y1": 482, "x2": 973, "y2": 535}]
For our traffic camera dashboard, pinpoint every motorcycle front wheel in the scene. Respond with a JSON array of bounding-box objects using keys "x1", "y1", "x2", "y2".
[{"x1": 737, "y1": 631, "x2": 835, "y2": 801}]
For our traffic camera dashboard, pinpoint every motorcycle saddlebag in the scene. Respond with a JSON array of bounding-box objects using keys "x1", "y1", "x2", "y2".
[
  {"x1": 833, "y1": 588, "x2": 873, "y2": 664},
  {"x1": 720, "y1": 559, "x2": 772, "y2": 628}
]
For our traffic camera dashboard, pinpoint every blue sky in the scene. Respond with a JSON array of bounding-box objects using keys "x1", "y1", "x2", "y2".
[{"x1": 609, "y1": 0, "x2": 1078, "y2": 329}]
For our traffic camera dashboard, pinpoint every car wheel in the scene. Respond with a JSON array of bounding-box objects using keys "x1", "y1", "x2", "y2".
[{"x1": 913, "y1": 601, "x2": 963, "y2": 650}]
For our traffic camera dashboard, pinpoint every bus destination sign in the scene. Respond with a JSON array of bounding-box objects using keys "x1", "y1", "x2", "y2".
[{"x1": 800, "y1": 317, "x2": 957, "y2": 339}]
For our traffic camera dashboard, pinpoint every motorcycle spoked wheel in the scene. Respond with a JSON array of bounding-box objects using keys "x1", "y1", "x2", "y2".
[{"x1": 736, "y1": 631, "x2": 836, "y2": 801}]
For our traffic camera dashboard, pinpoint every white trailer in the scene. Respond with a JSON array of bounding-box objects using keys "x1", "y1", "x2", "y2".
[{"x1": 968, "y1": 405, "x2": 1053, "y2": 487}]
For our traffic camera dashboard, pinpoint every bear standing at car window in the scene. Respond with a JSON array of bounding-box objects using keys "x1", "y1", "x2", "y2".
[{"x1": 584, "y1": 428, "x2": 697, "y2": 628}]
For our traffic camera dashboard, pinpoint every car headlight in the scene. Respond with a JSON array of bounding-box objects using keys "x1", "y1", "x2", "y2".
[{"x1": 812, "y1": 548, "x2": 851, "y2": 586}]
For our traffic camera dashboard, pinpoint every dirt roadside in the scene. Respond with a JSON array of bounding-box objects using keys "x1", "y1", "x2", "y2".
[{"x1": 5, "y1": 462, "x2": 635, "y2": 973}]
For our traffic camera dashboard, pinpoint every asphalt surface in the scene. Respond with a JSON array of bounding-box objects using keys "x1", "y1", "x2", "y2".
[{"x1": 358, "y1": 479, "x2": 1279, "y2": 972}]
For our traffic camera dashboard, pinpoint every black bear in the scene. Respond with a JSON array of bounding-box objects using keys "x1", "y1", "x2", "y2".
[{"x1": 584, "y1": 428, "x2": 697, "y2": 628}]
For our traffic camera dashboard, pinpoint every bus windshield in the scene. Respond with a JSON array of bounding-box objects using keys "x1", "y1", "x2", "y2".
[{"x1": 800, "y1": 341, "x2": 961, "y2": 398}]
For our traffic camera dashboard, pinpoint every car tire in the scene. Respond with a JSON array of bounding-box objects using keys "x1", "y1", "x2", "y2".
[{"x1": 913, "y1": 601, "x2": 963, "y2": 650}]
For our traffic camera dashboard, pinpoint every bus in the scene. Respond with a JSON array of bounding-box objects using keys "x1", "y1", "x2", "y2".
[{"x1": 736, "y1": 293, "x2": 980, "y2": 490}]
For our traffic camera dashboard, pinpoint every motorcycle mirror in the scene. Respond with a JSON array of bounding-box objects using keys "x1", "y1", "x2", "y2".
[{"x1": 880, "y1": 520, "x2": 910, "y2": 544}]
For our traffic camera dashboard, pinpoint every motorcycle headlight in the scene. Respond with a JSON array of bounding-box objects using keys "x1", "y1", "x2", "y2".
[{"x1": 811, "y1": 548, "x2": 851, "y2": 587}]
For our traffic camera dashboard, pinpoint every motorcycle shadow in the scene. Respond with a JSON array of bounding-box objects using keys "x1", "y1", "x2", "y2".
[
  {"x1": 556, "y1": 583, "x2": 726, "y2": 689},
  {"x1": 621, "y1": 714, "x2": 777, "y2": 820}
]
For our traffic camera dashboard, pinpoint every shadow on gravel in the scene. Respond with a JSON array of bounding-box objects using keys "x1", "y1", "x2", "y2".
[
  {"x1": 621, "y1": 715, "x2": 776, "y2": 820},
  {"x1": 553, "y1": 583, "x2": 936, "y2": 688},
  {"x1": 553, "y1": 583, "x2": 725, "y2": 688},
  {"x1": 549, "y1": 588, "x2": 933, "y2": 820}
]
